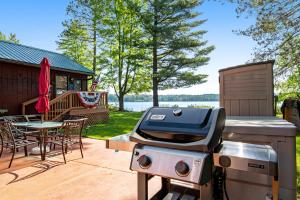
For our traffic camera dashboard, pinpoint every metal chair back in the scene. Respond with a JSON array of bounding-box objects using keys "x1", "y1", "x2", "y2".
[
  {"x1": 25, "y1": 115, "x2": 43, "y2": 122},
  {"x1": 62, "y1": 118, "x2": 87, "y2": 138},
  {"x1": 4, "y1": 115, "x2": 27, "y2": 123},
  {"x1": 3, "y1": 116, "x2": 27, "y2": 138},
  {"x1": 0, "y1": 121, "x2": 15, "y2": 144}
]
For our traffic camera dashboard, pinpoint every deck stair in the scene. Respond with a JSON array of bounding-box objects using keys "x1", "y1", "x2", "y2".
[{"x1": 22, "y1": 91, "x2": 108, "y2": 122}]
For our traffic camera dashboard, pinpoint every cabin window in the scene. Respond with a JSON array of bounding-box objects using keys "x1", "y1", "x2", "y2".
[
  {"x1": 56, "y1": 75, "x2": 68, "y2": 95},
  {"x1": 74, "y1": 79, "x2": 82, "y2": 91}
]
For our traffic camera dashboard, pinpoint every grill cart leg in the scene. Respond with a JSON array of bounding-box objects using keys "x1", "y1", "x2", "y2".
[
  {"x1": 200, "y1": 183, "x2": 213, "y2": 200},
  {"x1": 138, "y1": 172, "x2": 149, "y2": 200},
  {"x1": 150, "y1": 177, "x2": 170, "y2": 200},
  {"x1": 272, "y1": 177, "x2": 279, "y2": 200},
  {"x1": 137, "y1": 173, "x2": 171, "y2": 200}
]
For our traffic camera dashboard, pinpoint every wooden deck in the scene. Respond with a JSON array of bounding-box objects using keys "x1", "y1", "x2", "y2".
[
  {"x1": 0, "y1": 138, "x2": 160, "y2": 200},
  {"x1": 22, "y1": 91, "x2": 109, "y2": 125}
]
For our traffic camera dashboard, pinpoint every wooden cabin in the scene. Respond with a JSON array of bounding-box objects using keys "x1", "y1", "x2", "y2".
[
  {"x1": 219, "y1": 60, "x2": 275, "y2": 116},
  {"x1": 0, "y1": 41, "x2": 108, "y2": 124}
]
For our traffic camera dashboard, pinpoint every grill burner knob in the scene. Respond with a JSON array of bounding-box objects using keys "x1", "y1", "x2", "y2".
[
  {"x1": 138, "y1": 155, "x2": 151, "y2": 168},
  {"x1": 175, "y1": 161, "x2": 190, "y2": 176},
  {"x1": 219, "y1": 155, "x2": 231, "y2": 168}
]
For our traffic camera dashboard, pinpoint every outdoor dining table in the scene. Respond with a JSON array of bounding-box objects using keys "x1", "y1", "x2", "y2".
[{"x1": 13, "y1": 121, "x2": 64, "y2": 161}]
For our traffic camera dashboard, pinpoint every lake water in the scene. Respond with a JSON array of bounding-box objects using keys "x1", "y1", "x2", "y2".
[{"x1": 109, "y1": 101, "x2": 219, "y2": 112}]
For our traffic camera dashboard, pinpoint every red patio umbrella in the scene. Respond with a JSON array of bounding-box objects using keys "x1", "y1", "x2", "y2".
[{"x1": 35, "y1": 58, "x2": 50, "y2": 113}]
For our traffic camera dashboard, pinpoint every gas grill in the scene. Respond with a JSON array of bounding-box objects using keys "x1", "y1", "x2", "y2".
[{"x1": 129, "y1": 107, "x2": 279, "y2": 200}]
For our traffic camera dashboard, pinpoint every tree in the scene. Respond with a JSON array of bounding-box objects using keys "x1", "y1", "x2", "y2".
[
  {"x1": 0, "y1": 31, "x2": 20, "y2": 44},
  {"x1": 101, "y1": 0, "x2": 152, "y2": 111},
  {"x1": 226, "y1": 0, "x2": 300, "y2": 98},
  {"x1": 276, "y1": 36, "x2": 300, "y2": 100},
  {"x1": 57, "y1": 20, "x2": 92, "y2": 69},
  {"x1": 0, "y1": 32, "x2": 5, "y2": 41},
  {"x1": 133, "y1": 0, "x2": 214, "y2": 106},
  {"x1": 66, "y1": 0, "x2": 106, "y2": 74},
  {"x1": 227, "y1": 0, "x2": 300, "y2": 60},
  {"x1": 59, "y1": 0, "x2": 151, "y2": 111},
  {"x1": 277, "y1": 69, "x2": 300, "y2": 100}
]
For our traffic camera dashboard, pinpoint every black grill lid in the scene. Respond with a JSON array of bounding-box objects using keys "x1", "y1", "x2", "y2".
[
  {"x1": 139, "y1": 107, "x2": 212, "y2": 137},
  {"x1": 130, "y1": 107, "x2": 226, "y2": 152}
]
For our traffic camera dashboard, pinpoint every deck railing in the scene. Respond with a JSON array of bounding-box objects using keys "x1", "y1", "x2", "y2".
[{"x1": 22, "y1": 91, "x2": 108, "y2": 121}]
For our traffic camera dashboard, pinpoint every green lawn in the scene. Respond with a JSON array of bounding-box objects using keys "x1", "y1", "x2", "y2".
[
  {"x1": 85, "y1": 112, "x2": 300, "y2": 195},
  {"x1": 85, "y1": 111, "x2": 143, "y2": 140}
]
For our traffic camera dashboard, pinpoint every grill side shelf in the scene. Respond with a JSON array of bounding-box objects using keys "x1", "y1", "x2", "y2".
[
  {"x1": 106, "y1": 133, "x2": 135, "y2": 152},
  {"x1": 213, "y1": 141, "x2": 278, "y2": 177}
]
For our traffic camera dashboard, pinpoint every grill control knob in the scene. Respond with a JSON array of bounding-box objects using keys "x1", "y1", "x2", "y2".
[
  {"x1": 138, "y1": 155, "x2": 151, "y2": 169},
  {"x1": 219, "y1": 156, "x2": 231, "y2": 168},
  {"x1": 175, "y1": 161, "x2": 190, "y2": 176}
]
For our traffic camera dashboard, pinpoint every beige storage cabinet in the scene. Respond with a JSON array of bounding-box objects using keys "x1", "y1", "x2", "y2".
[{"x1": 219, "y1": 61, "x2": 275, "y2": 116}]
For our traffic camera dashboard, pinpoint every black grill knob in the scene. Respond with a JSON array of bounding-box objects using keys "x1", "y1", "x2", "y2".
[
  {"x1": 138, "y1": 155, "x2": 151, "y2": 168},
  {"x1": 219, "y1": 156, "x2": 231, "y2": 168},
  {"x1": 175, "y1": 161, "x2": 190, "y2": 176}
]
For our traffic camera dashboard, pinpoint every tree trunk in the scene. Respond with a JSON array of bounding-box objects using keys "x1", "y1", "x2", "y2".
[
  {"x1": 118, "y1": 94, "x2": 124, "y2": 112},
  {"x1": 117, "y1": 20, "x2": 124, "y2": 111},
  {"x1": 92, "y1": 20, "x2": 97, "y2": 74},
  {"x1": 153, "y1": 60, "x2": 159, "y2": 106},
  {"x1": 152, "y1": 1, "x2": 159, "y2": 107}
]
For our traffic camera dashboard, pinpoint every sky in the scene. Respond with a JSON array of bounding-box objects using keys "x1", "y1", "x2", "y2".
[{"x1": 0, "y1": 0, "x2": 256, "y2": 95}]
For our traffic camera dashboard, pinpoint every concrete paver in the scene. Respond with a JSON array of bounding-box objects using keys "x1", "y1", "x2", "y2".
[{"x1": 0, "y1": 138, "x2": 160, "y2": 200}]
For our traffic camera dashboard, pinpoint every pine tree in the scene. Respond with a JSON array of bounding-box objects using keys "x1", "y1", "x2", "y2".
[
  {"x1": 133, "y1": 0, "x2": 214, "y2": 106},
  {"x1": 65, "y1": 0, "x2": 106, "y2": 74},
  {"x1": 226, "y1": 0, "x2": 300, "y2": 62},
  {"x1": 57, "y1": 20, "x2": 92, "y2": 69}
]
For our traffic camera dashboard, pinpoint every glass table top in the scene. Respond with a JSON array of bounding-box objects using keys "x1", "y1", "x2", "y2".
[{"x1": 13, "y1": 121, "x2": 63, "y2": 129}]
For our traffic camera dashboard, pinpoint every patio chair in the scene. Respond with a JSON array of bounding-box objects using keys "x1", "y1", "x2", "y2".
[
  {"x1": 4, "y1": 115, "x2": 41, "y2": 146},
  {"x1": 49, "y1": 115, "x2": 87, "y2": 149},
  {"x1": 23, "y1": 114, "x2": 44, "y2": 138},
  {"x1": 0, "y1": 121, "x2": 38, "y2": 168},
  {"x1": 51, "y1": 118, "x2": 87, "y2": 164},
  {"x1": 3, "y1": 115, "x2": 28, "y2": 122},
  {"x1": 60, "y1": 115, "x2": 90, "y2": 136},
  {"x1": 3, "y1": 116, "x2": 29, "y2": 139}
]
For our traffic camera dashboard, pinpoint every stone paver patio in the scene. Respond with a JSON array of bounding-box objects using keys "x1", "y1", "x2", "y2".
[{"x1": 0, "y1": 138, "x2": 160, "y2": 200}]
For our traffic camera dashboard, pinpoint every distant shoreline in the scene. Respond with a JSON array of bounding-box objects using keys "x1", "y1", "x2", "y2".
[
  {"x1": 109, "y1": 101, "x2": 220, "y2": 111},
  {"x1": 108, "y1": 94, "x2": 219, "y2": 102}
]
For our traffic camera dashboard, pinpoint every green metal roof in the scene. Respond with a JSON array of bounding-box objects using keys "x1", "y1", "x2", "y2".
[{"x1": 0, "y1": 40, "x2": 94, "y2": 75}]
